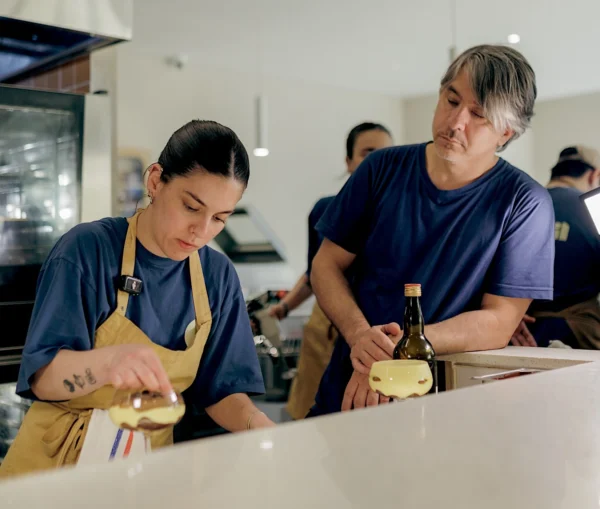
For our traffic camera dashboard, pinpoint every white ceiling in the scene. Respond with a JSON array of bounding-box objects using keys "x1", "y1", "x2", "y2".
[{"x1": 131, "y1": 0, "x2": 600, "y2": 101}]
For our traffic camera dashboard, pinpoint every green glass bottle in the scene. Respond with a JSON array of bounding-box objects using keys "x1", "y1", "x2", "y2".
[{"x1": 393, "y1": 283, "x2": 438, "y2": 394}]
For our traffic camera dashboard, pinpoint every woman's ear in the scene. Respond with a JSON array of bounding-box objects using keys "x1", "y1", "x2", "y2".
[{"x1": 146, "y1": 163, "x2": 164, "y2": 198}]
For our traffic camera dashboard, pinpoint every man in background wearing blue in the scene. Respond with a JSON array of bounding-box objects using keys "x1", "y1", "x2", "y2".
[{"x1": 512, "y1": 146, "x2": 600, "y2": 349}]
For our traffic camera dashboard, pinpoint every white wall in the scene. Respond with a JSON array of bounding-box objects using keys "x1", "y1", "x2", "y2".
[
  {"x1": 532, "y1": 91, "x2": 600, "y2": 183},
  {"x1": 403, "y1": 94, "x2": 436, "y2": 144},
  {"x1": 501, "y1": 130, "x2": 536, "y2": 181},
  {"x1": 114, "y1": 46, "x2": 403, "y2": 276},
  {"x1": 90, "y1": 46, "x2": 119, "y2": 215}
]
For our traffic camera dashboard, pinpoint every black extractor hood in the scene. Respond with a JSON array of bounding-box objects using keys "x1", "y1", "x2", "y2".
[{"x1": 0, "y1": 0, "x2": 132, "y2": 83}]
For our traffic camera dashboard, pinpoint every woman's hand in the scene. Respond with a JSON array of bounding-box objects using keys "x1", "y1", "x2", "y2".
[
  {"x1": 268, "y1": 303, "x2": 288, "y2": 320},
  {"x1": 105, "y1": 344, "x2": 173, "y2": 394}
]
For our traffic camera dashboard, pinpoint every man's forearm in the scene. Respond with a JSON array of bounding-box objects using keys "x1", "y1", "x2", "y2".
[
  {"x1": 310, "y1": 258, "x2": 369, "y2": 346},
  {"x1": 426, "y1": 309, "x2": 512, "y2": 355}
]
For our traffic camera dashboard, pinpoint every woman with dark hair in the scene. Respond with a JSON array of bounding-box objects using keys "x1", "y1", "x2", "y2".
[
  {"x1": 268, "y1": 122, "x2": 393, "y2": 420},
  {"x1": 1, "y1": 120, "x2": 274, "y2": 478}
]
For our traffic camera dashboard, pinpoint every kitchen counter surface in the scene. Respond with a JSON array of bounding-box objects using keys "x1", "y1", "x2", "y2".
[
  {"x1": 2, "y1": 346, "x2": 600, "y2": 508},
  {"x1": 440, "y1": 344, "x2": 600, "y2": 369}
]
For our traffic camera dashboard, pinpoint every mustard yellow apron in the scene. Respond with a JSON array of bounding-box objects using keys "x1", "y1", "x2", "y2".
[
  {"x1": 0, "y1": 210, "x2": 212, "y2": 479},
  {"x1": 286, "y1": 302, "x2": 337, "y2": 420},
  {"x1": 531, "y1": 297, "x2": 600, "y2": 349}
]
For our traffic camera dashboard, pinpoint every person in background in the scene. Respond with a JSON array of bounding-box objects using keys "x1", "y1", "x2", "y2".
[
  {"x1": 269, "y1": 123, "x2": 393, "y2": 420},
  {"x1": 511, "y1": 146, "x2": 600, "y2": 349},
  {"x1": 309, "y1": 44, "x2": 555, "y2": 416},
  {"x1": 1, "y1": 120, "x2": 274, "y2": 479}
]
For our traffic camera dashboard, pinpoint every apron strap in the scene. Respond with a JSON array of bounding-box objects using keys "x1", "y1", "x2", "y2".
[
  {"x1": 189, "y1": 250, "x2": 212, "y2": 328},
  {"x1": 41, "y1": 406, "x2": 92, "y2": 465},
  {"x1": 119, "y1": 208, "x2": 211, "y2": 328},
  {"x1": 116, "y1": 211, "x2": 142, "y2": 316}
]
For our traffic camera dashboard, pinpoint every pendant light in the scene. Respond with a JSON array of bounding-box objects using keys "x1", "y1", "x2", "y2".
[
  {"x1": 449, "y1": 0, "x2": 457, "y2": 63},
  {"x1": 253, "y1": 3, "x2": 269, "y2": 158},
  {"x1": 253, "y1": 95, "x2": 269, "y2": 157}
]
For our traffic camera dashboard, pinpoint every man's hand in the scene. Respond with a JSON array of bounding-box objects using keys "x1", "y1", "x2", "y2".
[
  {"x1": 510, "y1": 314, "x2": 537, "y2": 347},
  {"x1": 342, "y1": 371, "x2": 391, "y2": 411},
  {"x1": 347, "y1": 323, "x2": 401, "y2": 374}
]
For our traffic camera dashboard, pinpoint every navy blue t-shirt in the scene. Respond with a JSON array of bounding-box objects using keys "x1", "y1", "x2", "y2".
[
  {"x1": 536, "y1": 187, "x2": 600, "y2": 309},
  {"x1": 17, "y1": 217, "x2": 265, "y2": 408},
  {"x1": 528, "y1": 187, "x2": 600, "y2": 346},
  {"x1": 306, "y1": 196, "x2": 334, "y2": 279},
  {"x1": 313, "y1": 143, "x2": 555, "y2": 414}
]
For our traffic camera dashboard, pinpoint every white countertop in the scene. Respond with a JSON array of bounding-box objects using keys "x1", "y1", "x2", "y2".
[
  {"x1": 3, "y1": 347, "x2": 600, "y2": 508},
  {"x1": 441, "y1": 345, "x2": 600, "y2": 369}
]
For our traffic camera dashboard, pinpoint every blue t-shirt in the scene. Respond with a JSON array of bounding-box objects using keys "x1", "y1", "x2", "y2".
[
  {"x1": 17, "y1": 217, "x2": 265, "y2": 408},
  {"x1": 306, "y1": 196, "x2": 335, "y2": 279},
  {"x1": 313, "y1": 143, "x2": 555, "y2": 414},
  {"x1": 536, "y1": 187, "x2": 600, "y2": 309},
  {"x1": 527, "y1": 187, "x2": 600, "y2": 347}
]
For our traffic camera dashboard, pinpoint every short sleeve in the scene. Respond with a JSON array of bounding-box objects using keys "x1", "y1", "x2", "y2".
[
  {"x1": 16, "y1": 258, "x2": 98, "y2": 399},
  {"x1": 189, "y1": 267, "x2": 265, "y2": 409},
  {"x1": 315, "y1": 156, "x2": 377, "y2": 254},
  {"x1": 306, "y1": 206, "x2": 322, "y2": 279},
  {"x1": 306, "y1": 197, "x2": 333, "y2": 279},
  {"x1": 487, "y1": 186, "x2": 555, "y2": 299}
]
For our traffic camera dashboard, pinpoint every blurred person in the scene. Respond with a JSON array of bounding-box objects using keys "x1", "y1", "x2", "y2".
[
  {"x1": 269, "y1": 123, "x2": 393, "y2": 419},
  {"x1": 511, "y1": 146, "x2": 600, "y2": 349}
]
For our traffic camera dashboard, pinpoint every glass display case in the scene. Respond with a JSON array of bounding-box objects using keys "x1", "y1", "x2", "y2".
[
  {"x1": 0, "y1": 102, "x2": 81, "y2": 264},
  {"x1": 0, "y1": 86, "x2": 84, "y2": 383}
]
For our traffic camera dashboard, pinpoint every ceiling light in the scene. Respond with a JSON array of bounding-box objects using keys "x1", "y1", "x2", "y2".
[
  {"x1": 253, "y1": 95, "x2": 269, "y2": 157},
  {"x1": 507, "y1": 34, "x2": 520, "y2": 44},
  {"x1": 253, "y1": 148, "x2": 269, "y2": 157}
]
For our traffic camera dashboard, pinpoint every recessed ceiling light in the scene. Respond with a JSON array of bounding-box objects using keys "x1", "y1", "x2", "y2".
[{"x1": 507, "y1": 34, "x2": 520, "y2": 44}]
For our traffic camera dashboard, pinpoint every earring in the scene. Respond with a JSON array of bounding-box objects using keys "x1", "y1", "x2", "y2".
[{"x1": 148, "y1": 194, "x2": 154, "y2": 204}]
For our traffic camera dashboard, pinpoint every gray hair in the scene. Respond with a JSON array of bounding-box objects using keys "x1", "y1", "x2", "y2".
[{"x1": 440, "y1": 45, "x2": 537, "y2": 151}]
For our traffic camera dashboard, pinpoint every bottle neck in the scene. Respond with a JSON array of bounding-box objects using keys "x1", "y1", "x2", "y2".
[{"x1": 404, "y1": 296, "x2": 424, "y2": 335}]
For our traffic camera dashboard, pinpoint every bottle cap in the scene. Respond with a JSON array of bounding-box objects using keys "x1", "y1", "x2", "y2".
[{"x1": 405, "y1": 283, "x2": 422, "y2": 297}]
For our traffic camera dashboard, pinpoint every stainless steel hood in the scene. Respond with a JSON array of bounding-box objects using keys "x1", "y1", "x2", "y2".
[
  {"x1": 0, "y1": 0, "x2": 133, "y2": 83},
  {"x1": 214, "y1": 205, "x2": 286, "y2": 264},
  {"x1": 211, "y1": 205, "x2": 297, "y2": 297}
]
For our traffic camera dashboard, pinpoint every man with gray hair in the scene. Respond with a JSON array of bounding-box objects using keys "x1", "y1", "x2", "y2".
[{"x1": 307, "y1": 44, "x2": 555, "y2": 416}]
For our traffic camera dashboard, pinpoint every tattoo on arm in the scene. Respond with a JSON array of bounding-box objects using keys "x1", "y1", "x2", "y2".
[
  {"x1": 73, "y1": 374, "x2": 85, "y2": 389},
  {"x1": 85, "y1": 368, "x2": 97, "y2": 385},
  {"x1": 63, "y1": 369, "x2": 96, "y2": 394}
]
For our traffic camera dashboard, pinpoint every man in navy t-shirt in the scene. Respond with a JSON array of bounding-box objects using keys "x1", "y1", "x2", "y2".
[
  {"x1": 511, "y1": 146, "x2": 600, "y2": 349},
  {"x1": 309, "y1": 44, "x2": 555, "y2": 415}
]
